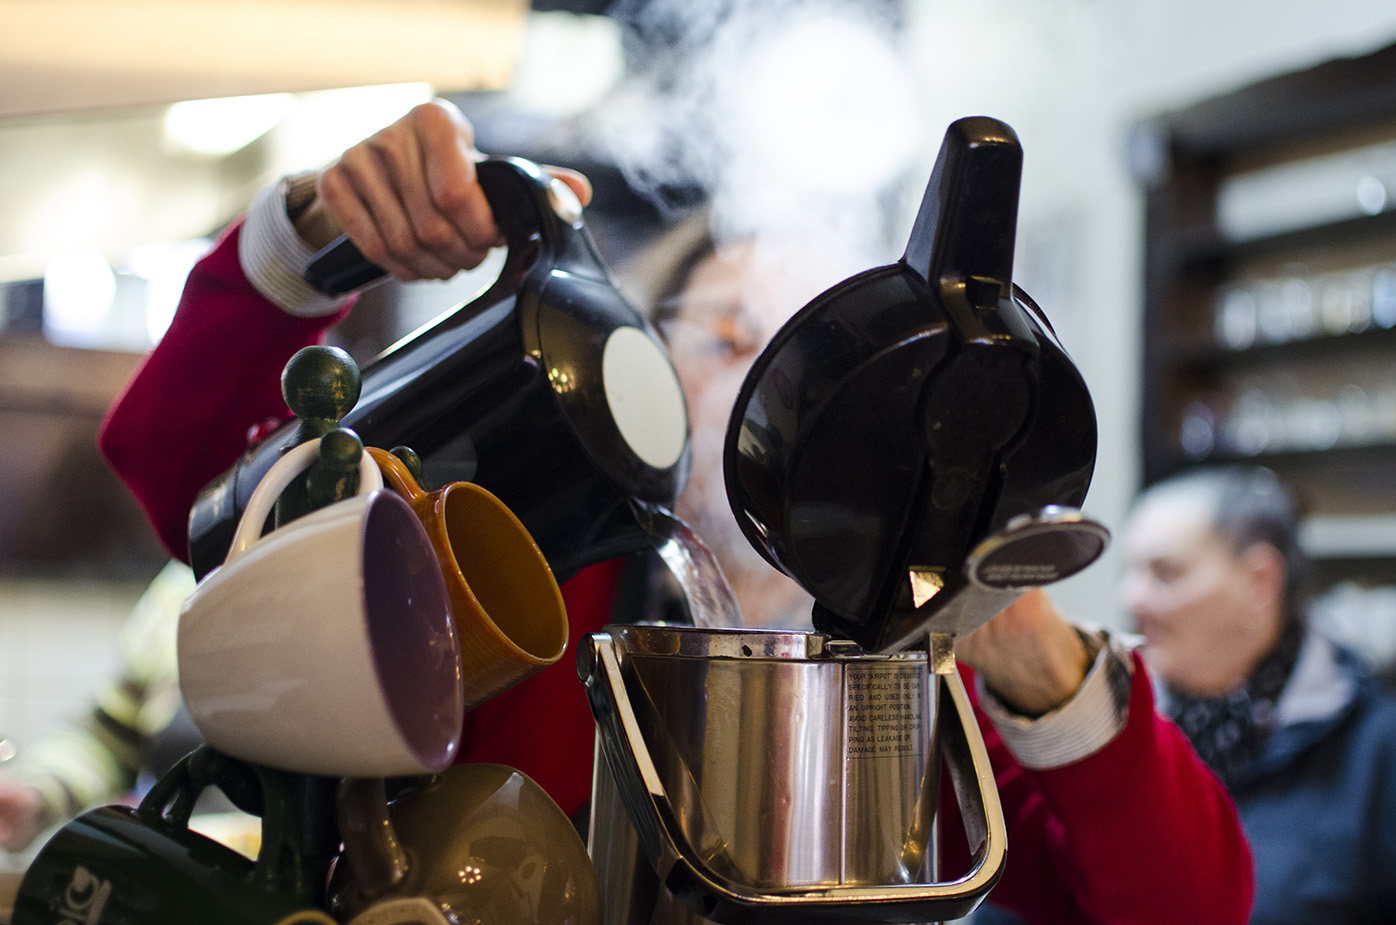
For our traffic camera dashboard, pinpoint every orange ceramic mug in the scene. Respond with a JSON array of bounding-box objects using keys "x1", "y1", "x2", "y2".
[{"x1": 367, "y1": 447, "x2": 568, "y2": 711}]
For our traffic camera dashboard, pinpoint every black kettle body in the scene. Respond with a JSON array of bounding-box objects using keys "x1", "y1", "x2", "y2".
[
  {"x1": 724, "y1": 117, "x2": 1104, "y2": 653},
  {"x1": 188, "y1": 158, "x2": 691, "y2": 582}
]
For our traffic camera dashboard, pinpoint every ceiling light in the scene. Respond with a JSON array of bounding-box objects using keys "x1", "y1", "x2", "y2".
[
  {"x1": 43, "y1": 251, "x2": 116, "y2": 347},
  {"x1": 163, "y1": 92, "x2": 295, "y2": 159},
  {"x1": 264, "y1": 83, "x2": 435, "y2": 175}
]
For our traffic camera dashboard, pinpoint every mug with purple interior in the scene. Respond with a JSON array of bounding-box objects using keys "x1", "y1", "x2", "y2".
[{"x1": 177, "y1": 437, "x2": 464, "y2": 778}]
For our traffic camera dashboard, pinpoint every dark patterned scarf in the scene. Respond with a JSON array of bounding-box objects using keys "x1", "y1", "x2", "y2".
[{"x1": 1165, "y1": 620, "x2": 1305, "y2": 788}]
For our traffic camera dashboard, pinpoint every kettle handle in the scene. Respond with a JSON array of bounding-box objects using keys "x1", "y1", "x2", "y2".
[
  {"x1": 578, "y1": 634, "x2": 1007, "y2": 924},
  {"x1": 302, "y1": 156, "x2": 558, "y2": 295}
]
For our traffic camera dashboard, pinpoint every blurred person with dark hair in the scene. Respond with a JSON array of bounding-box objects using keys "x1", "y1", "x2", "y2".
[
  {"x1": 613, "y1": 206, "x2": 835, "y2": 629},
  {"x1": 98, "y1": 98, "x2": 1254, "y2": 923},
  {"x1": 1123, "y1": 465, "x2": 1396, "y2": 923}
]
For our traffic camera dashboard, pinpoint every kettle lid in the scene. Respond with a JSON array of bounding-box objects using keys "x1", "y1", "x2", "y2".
[{"x1": 723, "y1": 117, "x2": 1103, "y2": 652}]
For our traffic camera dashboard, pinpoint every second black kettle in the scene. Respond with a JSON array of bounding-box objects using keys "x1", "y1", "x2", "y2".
[{"x1": 724, "y1": 117, "x2": 1107, "y2": 653}]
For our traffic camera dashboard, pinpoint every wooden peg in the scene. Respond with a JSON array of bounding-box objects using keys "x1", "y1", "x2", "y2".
[
  {"x1": 277, "y1": 345, "x2": 363, "y2": 525},
  {"x1": 305, "y1": 427, "x2": 364, "y2": 511}
]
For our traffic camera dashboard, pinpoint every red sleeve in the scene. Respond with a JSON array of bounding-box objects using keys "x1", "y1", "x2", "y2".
[
  {"x1": 98, "y1": 219, "x2": 352, "y2": 561},
  {"x1": 944, "y1": 654, "x2": 1254, "y2": 924}
]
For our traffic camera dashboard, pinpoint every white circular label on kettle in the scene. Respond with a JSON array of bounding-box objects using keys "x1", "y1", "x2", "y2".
[{"x1": 602, "y1": 326, "x2": 687, "y2": 470}]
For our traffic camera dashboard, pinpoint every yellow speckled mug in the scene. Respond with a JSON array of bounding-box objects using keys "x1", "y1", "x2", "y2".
[{"x1": 368, "y1": 447, "x2": 568, "y2": 711}]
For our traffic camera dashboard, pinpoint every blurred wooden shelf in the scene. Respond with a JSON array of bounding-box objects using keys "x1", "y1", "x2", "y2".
[
  {"x1": 0, "y1": 868, "x2": 19, "y2": 925},
  {"x1": 0, "y1": 335, "x2": 143, "y2": 418},
  {"x1": 1140, "y1": 42, "x2": 1396, "y2": 598},
  {"x1": 1301, "y1": 514, "x2": 1396, "y2": 559}
]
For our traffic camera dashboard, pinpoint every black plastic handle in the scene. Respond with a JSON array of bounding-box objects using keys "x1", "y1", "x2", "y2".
[
  {"x1": 902, "y1": 116, "x2": 1023, "y2": 300},
  {"x1": 302, "y1": 236, "x2": 386, "y2": 294},
  {"x1": 303, "y1": 156, "x2": 551, "y2": 295}
]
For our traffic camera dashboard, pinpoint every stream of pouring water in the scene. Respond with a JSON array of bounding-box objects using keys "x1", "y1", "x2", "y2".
[{"x1": 631, "y1": 500, "x2": 743, "y2": 629}]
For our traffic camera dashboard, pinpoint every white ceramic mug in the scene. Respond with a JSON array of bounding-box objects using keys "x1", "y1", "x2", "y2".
[{"x1": 177, "y1": 438, "x2": 464, "y2": 777}]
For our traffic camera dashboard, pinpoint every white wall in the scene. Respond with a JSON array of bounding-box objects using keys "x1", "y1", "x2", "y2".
[
  {"x1": 897, "y1": 0, "x2": 1396, "y2": 627},
  {"x1": 0, "y1": 578, "x2": 143, "y2": 752}
]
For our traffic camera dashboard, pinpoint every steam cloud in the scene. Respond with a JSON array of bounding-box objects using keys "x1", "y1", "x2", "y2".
[
  {"x1": 592, "y1": 0, "x2": 929, "y2": 627},
  {"x1": 599, "y1": 0, "x2": 924, "y2": 273}
]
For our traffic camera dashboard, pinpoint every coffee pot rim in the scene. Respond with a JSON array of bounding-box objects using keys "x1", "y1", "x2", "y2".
[{"x1": 603, "y1": 622, "x2": 928, "y2": 662}]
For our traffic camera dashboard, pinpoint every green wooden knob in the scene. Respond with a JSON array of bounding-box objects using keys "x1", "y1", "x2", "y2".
[
  {"x1": 282, "y1": 345, "x2": 362, "y2": 426},
  {"x1": 319, "y1": 428, "x2": 364, "y2": 474}
]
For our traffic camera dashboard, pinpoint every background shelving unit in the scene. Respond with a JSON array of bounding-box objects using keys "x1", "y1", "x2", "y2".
[{"x1": 1138, "y1": 42, "x2": 1396, "y2": 671}]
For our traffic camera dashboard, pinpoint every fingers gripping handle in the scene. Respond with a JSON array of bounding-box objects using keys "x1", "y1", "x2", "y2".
[{"x1": 302, "y1": 157, "x2": 550, "y2": 295}]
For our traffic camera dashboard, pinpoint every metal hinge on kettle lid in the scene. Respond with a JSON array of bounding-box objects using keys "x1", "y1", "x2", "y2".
[{"x1": 724, "y1": 116, "x2": 1107, "y2": 653}]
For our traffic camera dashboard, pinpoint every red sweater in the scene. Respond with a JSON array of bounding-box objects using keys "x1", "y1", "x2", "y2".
[{"x1": 100, "y1": 220, "x2": 1254, "y2": 924}]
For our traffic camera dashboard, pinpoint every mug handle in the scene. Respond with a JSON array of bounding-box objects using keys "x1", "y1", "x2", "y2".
[
  {"x1": 365, "y1": 447, "x2": 429, "y2": 505},
  {"x1": 137, "y1": 748, "x2": 331, "y2": 907},
  {"x1": 578, "y1": 633, "x2": 1007, "y2": 924},
  {"x1": 137, "y1": 745, "x2": 255, "y2": 829},
  {"x1": 336, "y1": 777, "x2": 411, "y2": 903},
  {"x1": 225, "y1": 437, "x2": 385, "y2": 563}
]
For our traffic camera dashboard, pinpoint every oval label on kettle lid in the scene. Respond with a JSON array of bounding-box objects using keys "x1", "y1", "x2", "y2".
[
  {"x1": 602, "y1": 326, "x2": 688, "y2": 470},
  {"x1": 965, "y1": 507, "x2": 1110, "y2": 590}
]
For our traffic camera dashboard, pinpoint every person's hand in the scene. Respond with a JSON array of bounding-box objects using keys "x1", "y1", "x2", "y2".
[
  {"x1": 301, "y1": 98, "x2": 593, "y2": 281},
  {"x1": 955, "y1": 588, "x2": 1091, "y2": 718},
  {"x1": 0, "y1": 777, "x2": 46, "y2": 852}
]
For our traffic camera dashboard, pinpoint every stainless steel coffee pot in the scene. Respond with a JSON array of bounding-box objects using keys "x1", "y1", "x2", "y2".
[{"x1": 579, "y1": 625, "x2": 1005, "y2": 924}]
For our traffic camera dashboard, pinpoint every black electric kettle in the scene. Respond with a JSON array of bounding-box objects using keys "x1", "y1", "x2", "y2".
[
  {"x1": 187, "y1": 157, "x2": 691, "y2": 582},
  {"x1": 725, "y1": 117, "x2": 1107, "y2": 654}
]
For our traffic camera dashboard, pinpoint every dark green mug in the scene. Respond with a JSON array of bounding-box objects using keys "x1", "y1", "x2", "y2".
[{"x1": 12, "y1": 746, "x2": 336, "y2": 925}]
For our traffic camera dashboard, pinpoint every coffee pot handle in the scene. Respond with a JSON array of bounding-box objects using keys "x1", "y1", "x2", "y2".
[{"x1": 578, "y1": 634, "x2": 1007, "y2": 924}]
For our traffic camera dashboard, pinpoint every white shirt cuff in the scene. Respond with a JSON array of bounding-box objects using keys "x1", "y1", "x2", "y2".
[
  {"x1": 238, "y1": 177, "x2": 354, "y2": 319},
  {"x1": 977, "y1": 628, "x2": 1135, "y2": 769}
]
